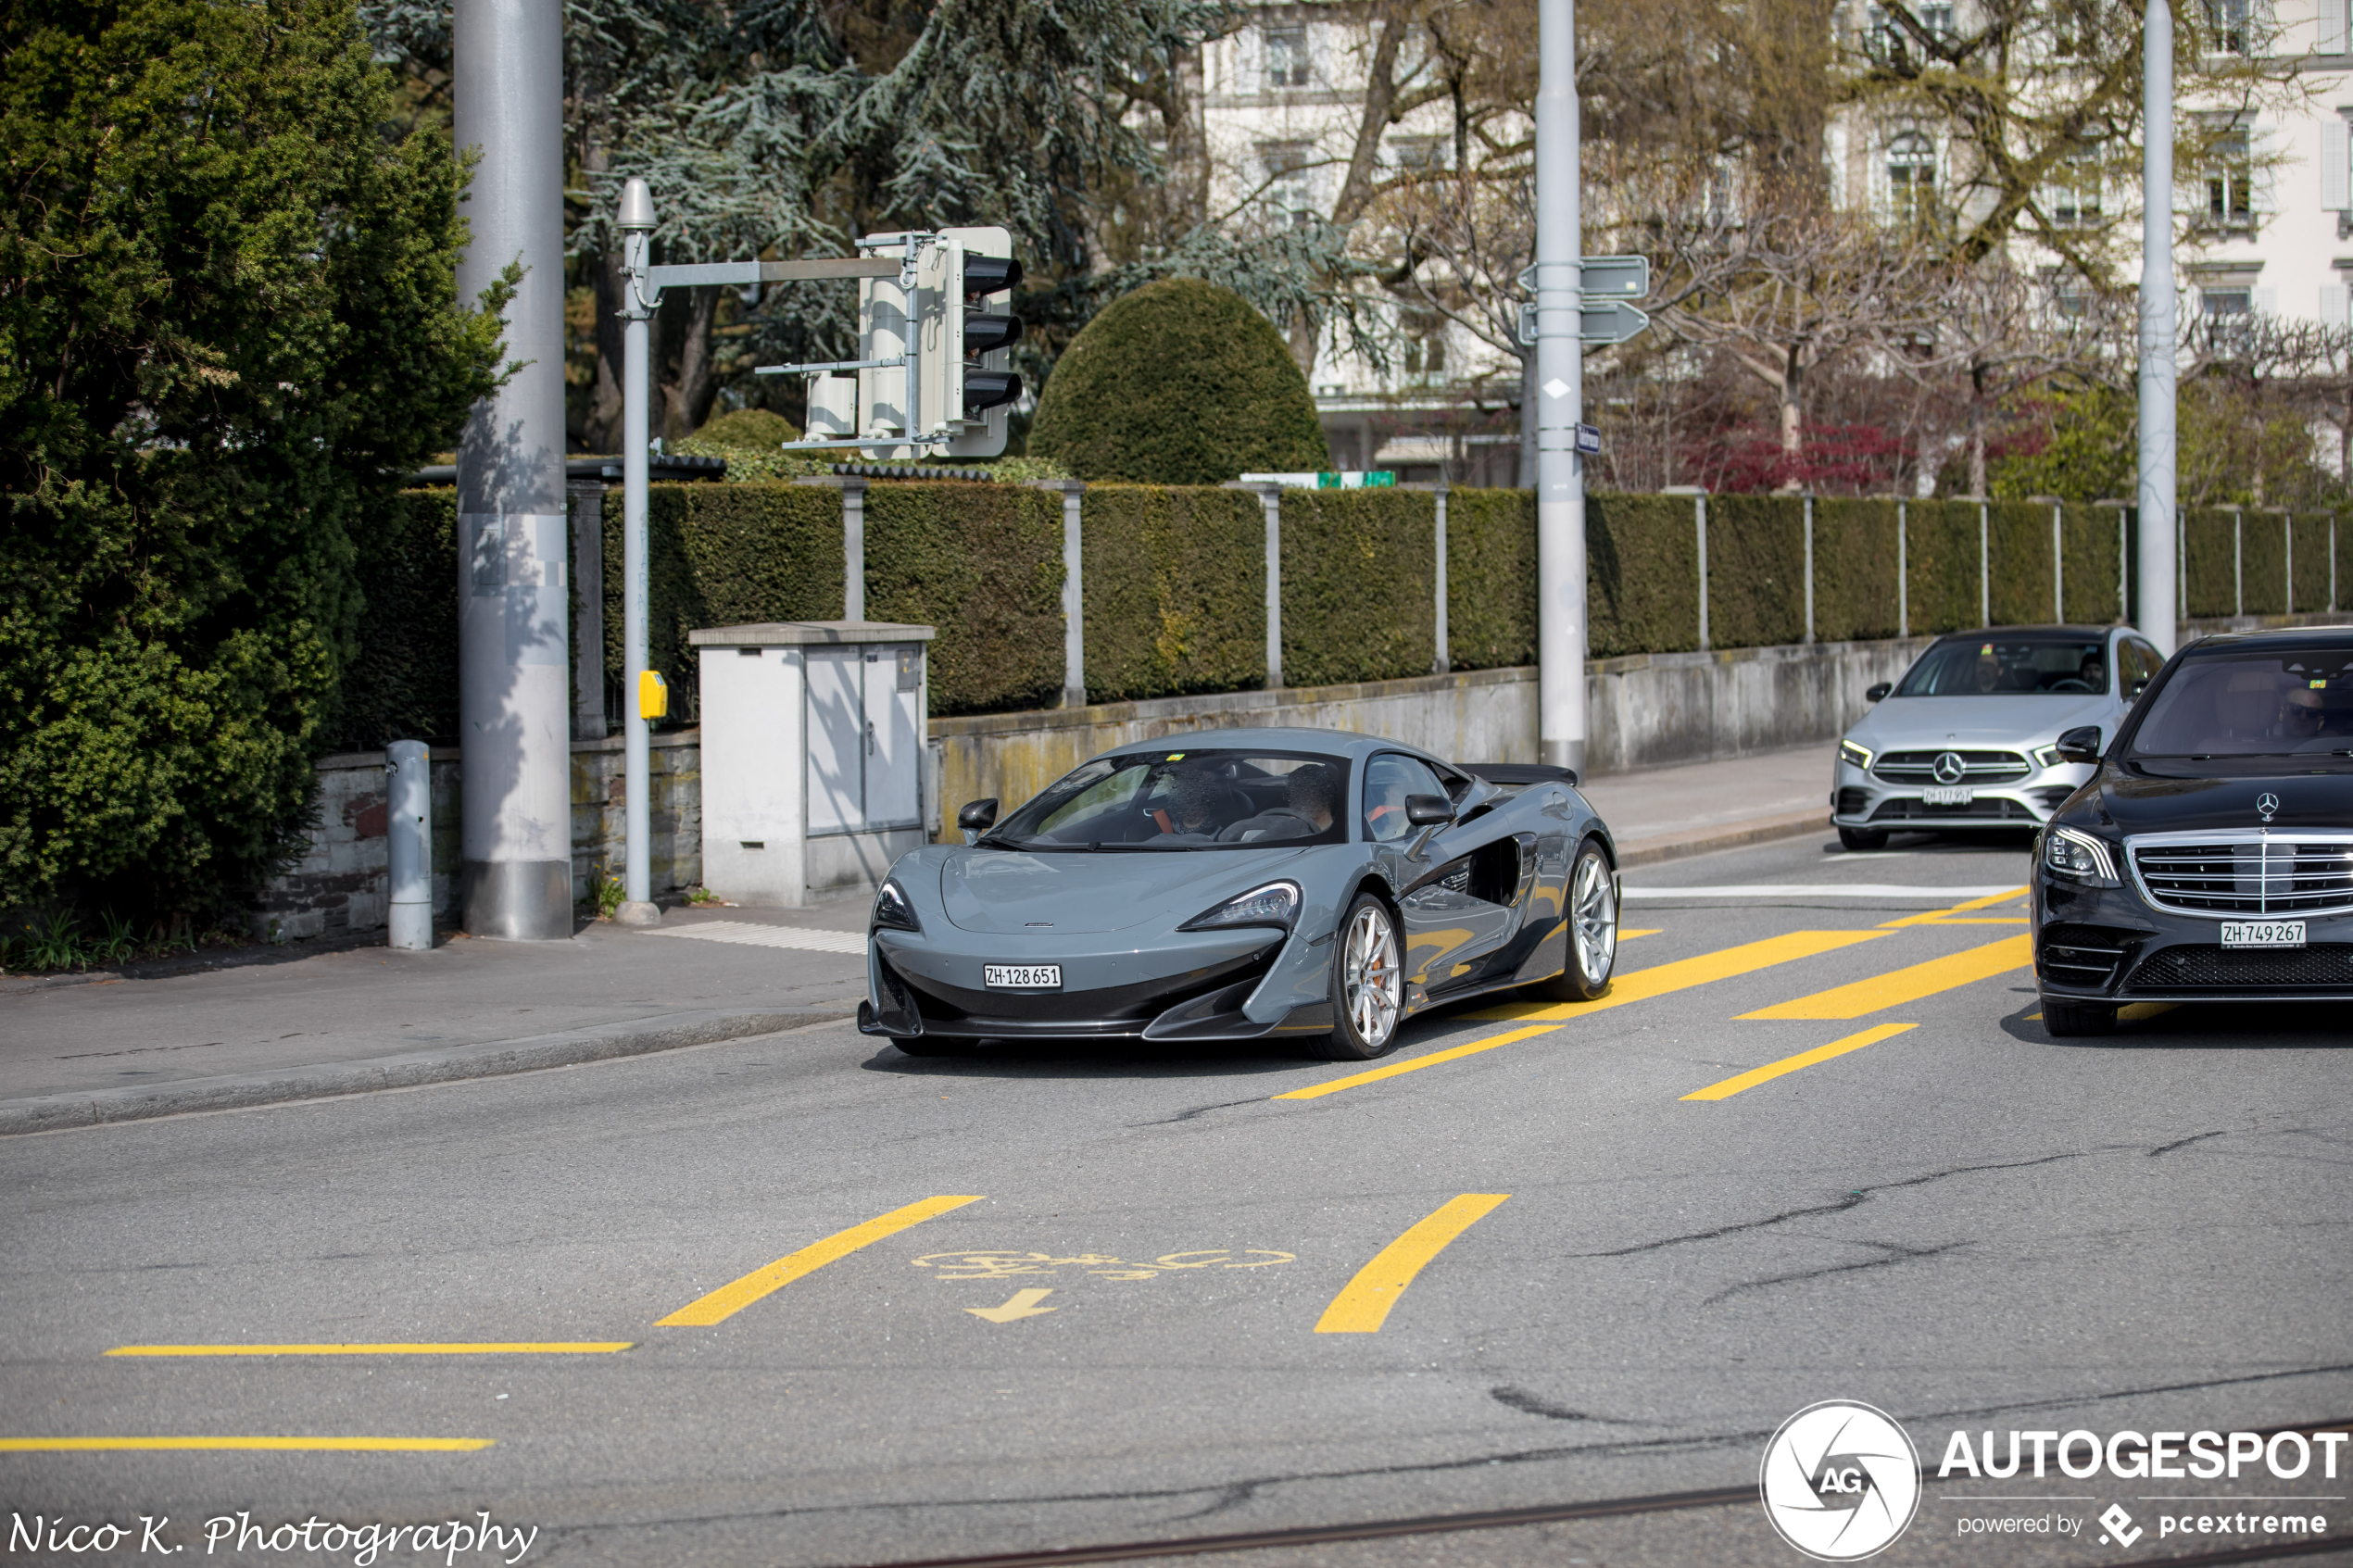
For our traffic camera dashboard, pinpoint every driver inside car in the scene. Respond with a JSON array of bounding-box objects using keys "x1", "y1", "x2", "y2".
[
  {"x1": 1150, "y1": 767, "x2": 1235, "y2": 838},
  {"x1": 1217, "y1": 763, "x2": 1339, "y2": 843}
]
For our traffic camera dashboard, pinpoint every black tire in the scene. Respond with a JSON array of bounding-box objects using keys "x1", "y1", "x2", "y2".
[
  {"x1": 1839, "y1": 826, "x2": 1890, "y2": 851},
  {"x1": 1523, "y1": 836, "x2": 1618, "y2": 1003},
  {"x1": 2041, "y1": 997, "x2": 2116, "y2": 1036},
  {"x1": 892, "y1": 1037, "x2": 975, "y2": 1057},
  {"x1": 1310, "y1": 892, "x2": 1404, "y2": 1060}
]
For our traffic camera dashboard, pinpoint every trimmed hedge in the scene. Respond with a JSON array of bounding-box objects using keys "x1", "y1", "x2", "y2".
[
  {"x1": 1588, "y1": 494, "x2": 1701, "y2": 658},
  {"x1": 1079, "y1": 485, "x2": 1267, "y2": 701},
  {"x1": 2061, "y1": 505, "x2": 2127, "y2": 625},
  {"x1": 2242, "y1": 511, "x2": 2288, "y2": 616},
  {"x1": 604, "y1": 482, "x2": 843, "y2": 714},
  {"x1": 1705, "y1": 495, "x2": 1806, "y2": 648},
  {"x1": 330, "y1": 487, "x2": 461, "y2": 749},
  {"x1": 1446, "y1": 488, "x2": 1537, "y2": 671},
  {"x1": 2182, "y1": 508, "x2": 2236, "y2": 619},
  {"x1": 2295, "y1": 514, "x2": 2336, "y2": 612},
  {"x1": 1905, "y1": 500, "x2": 1982, "y2": 634},
  {"x1": 864, "y1": 483, "x2": 1065, "y2": 716},
  {"x1": 1812, "y1": 498, "x2": 1902, "y2": 643},
  {"x1": 1281, "y1": 490, "x2": 1438, "y2": 686}
]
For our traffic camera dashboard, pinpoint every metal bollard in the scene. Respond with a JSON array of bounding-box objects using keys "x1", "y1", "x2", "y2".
[{"x1": 387, "y1": 740, "x2": 433, "y2": 950}]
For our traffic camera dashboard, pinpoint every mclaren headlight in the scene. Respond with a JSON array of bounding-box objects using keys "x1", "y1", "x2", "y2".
[
  {"x1": 1178, "y1": 881, "x2": 1302, "y2": 933},
  {"x1": 872, "y1": 879, "x2": 922, "y2": 933},
  {"x1": 2041, "y1": 825, "x2": 2120, "y2": 887},
  {"x1": 1839, "y1": 739, "x2": 1874, "y2": 771}
]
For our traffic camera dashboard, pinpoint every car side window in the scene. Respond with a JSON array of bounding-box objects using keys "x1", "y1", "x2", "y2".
[
  {"x1": 2124, "y1": 639, "x2": 2161, "y2": 695},
  {"x1": 1364, "y1": 754, "x2": 1445, "y2": 843}
]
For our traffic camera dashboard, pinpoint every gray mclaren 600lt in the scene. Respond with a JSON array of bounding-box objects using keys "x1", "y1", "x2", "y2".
[{"x1": 855, "y1": 727, "x2": 1622, "y2": 1060}]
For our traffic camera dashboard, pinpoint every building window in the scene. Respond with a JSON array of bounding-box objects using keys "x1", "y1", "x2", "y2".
[
  {"x1": 1264, "y1": 26, "x2": 1308, "y2": 90},
  {"x1": 1401, "y1": 311, "x2": 1448, "y2": 379},
  {"x1": 2201, "y1": 285, "x2": 2255, "y2": 356},
  {"x1": 1921, "y1": 2, "x2": 1955, "y2": 41},
  {"x1": 2204, "y1": 129, "x2": 2253, "y2": 229},
  {"x1": 1261, "y1": 142, "x2": 1315, "y2": 227},
  {"x1": 1389, "y1": 136, "x2": 1449, "y2": 174},
  {"x1": 1863, "y1": 2, "x2": 1952, "y2": 59},
  {"x1": 2053, "y1": 286, "x2": 2091, "y2": 319},
  {"x1": 2048, "y1": 148, "x2": 2103, "y2": 227},
  {"x1": 1887, "y1": 132, "x2": 1937, "y2": 223},
  {"x1": 2205, "y1": 0, "x2": 2249, "y2": 54}
]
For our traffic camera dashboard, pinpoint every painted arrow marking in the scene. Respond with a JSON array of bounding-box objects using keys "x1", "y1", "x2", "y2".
[{"x1": 964, "y1": 1289, "x2": 1057, "y2": 1323}]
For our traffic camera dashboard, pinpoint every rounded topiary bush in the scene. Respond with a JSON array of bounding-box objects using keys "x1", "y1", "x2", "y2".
[
  {"x1": 1028, "y1": 279, "x2": 1330, "y2": 484},
  {"x1": 691, "y1": 407, "x2": 800, "y2": 447}
]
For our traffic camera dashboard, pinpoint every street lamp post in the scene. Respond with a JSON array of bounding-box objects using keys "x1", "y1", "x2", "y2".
[
  {"x1": 1535, "y1": 0, "x2": 1587, "y2": 774},
  {"x1": 614, "y1": 179, "x2": 661, "y2": 926},
  {"x1": 2138, "y1": 0, "x2": 2179, "y2": 657}
]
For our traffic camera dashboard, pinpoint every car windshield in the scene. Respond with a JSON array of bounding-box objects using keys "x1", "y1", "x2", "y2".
[
  {"x1": 2128, "y1": 648, "x2": 2353, "y2": 758},
  {"x1": 1895, "y1": 635, "x2": 2109, "y2": 696},
  {"x1": 983, "y1": 750, "x2": 1353, "y2": 850}
]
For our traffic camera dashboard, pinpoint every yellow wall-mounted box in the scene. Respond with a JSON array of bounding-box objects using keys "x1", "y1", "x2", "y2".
[{"x1": 637, "y1": 670, "x2": 668, "y2": 721}]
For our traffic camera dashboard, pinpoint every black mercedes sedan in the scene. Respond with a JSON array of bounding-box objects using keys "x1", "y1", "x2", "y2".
[{"x1": 2032, "y1": 625, "x2": 2353, "y2": 1035}]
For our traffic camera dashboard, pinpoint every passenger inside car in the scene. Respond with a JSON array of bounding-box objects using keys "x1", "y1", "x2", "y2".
[{"x1": 1216, "y1": 762, "x2": 1340, "y2": 843}]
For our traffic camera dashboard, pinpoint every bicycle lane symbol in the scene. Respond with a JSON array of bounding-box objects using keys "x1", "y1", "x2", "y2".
[{"x1": 912, "y1": 1249, "x2": 1299, "y2": 1319}]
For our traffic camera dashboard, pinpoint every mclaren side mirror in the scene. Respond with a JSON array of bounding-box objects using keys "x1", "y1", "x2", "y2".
[
  {"x1": 1866, "y1": 682, "x2": 1892, "y2": 702},
  {"x1": 1404, "y1": 795, "x2": 1456, "y2": 827},
  {"x1": 957, "y1": 798, "x2": 999, "y2": 832},
  {"x1": 2054, "y1": 725, "x2": 2103, "y2": 765}
]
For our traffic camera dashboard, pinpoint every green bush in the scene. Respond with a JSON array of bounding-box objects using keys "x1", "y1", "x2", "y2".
[
  {"x1": 1588, "y1": 494, "x2": 1701, "y2": 657},
  {"x1": 2182, "y1": 508, "x2": 2237, "y2": 619},
  {"x1": 1905, "y1": 500, "x2": 1984, "y2": 633},
  {"x1": 1445, "y1": 489, "x2": 1537, "y2": 671},
  {"x1": 1705, "y1": 495, "x2": 1806, "y2": 647},
  {"x1": 1079, "y1": 485, "x2": 1267, "y2": 701},
  {"x1": 605, "y1": 483, "x2": 844, "y2": 713},
  {"x1": 691, "y1": 408, "x2": 801, "y2": 447},
  {"x1": 0, "y1": 0, "x2": 503, "y2": 917},
  {"x1": 1281, "y1": 490, "x2": 1438, "y2": 685},
  {"x1": 864, "y1": 483, "x2": 1065, "y2": 716},
  {"x1": 1027, "y1": 279, "x2": 1330, "y2": 484},
  {"x1": 1811, "y1": 498, "x2": 1902, "y2": 643}
]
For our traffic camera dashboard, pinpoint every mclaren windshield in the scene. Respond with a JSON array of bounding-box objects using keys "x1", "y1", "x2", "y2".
[
  {"x1": 983, "y1": 750, "x2": 1352, "y2": 850},
  {"x1": 2129, "y1": 648, "x2": 2353, "y2": 759},
  {"x1": 1896, "y1": 634, "x2": 2110, "y2": 696}
]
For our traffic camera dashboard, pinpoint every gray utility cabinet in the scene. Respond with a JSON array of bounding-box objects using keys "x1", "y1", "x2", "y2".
[{"x1": 689, "y1": 621, "x2": 935, "y2": 907}]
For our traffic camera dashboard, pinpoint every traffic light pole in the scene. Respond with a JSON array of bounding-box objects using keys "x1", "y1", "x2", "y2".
[
  {"x1": 1534, "y1": 0, "x2": 1587, "y2": 774},
  {"x1": 2137, "y1": 0, "x2": 2178, "y2": 657},
  {"x1": 615, "y1": 180, "x2": 660, "y2": 926}
]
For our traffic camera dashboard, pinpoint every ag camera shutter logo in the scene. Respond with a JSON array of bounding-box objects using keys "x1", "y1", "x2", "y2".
[{"x1": 1759, "y1": 1400, "x2": 1922, "y2": 1560}]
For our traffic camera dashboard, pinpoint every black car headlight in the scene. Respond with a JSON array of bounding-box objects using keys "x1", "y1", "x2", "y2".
[
  {"x1": 1178, "y1": 881, "x2": 1301, "y2": 933},
  {"x1": 2041, "y1": 826, "x2": 2120, "y2": 887},
  {"x1": 1839, "y1": 739, "x2": 1874, "y2": 771},
  {"x1": 872, "y1": 879, "x2": 921, "y2": 933}
]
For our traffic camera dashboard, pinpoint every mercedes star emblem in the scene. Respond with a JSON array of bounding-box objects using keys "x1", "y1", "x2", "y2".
[
  {"x1": 1932, "y1": 751, "x2": 1968, "y2": 784},
  {"x1": 2259, "y1": 792, "x2": 2280, "y2": 822}
]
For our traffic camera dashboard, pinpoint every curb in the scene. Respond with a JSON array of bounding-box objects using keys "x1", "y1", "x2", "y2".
[
  {"x1": 0, "y1": 1006, "x2": 860, "y2": 1136},
  {"x1": 1615, "y1": 809, "x2": 1832, "y2": 870}
]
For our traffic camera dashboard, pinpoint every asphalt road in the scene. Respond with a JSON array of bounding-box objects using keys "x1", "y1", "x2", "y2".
[{"x1": 4, "y1": 829, "x2": 2348, "y2": 1568}]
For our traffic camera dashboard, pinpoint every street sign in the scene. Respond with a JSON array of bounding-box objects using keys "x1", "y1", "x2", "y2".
[
  {"x1": 1516, "y1": 255, "x2": 1650, "y2": 299},
  {"x1": 1575, "y1": 423, "x2": 1603, "y2": 455},
  {"x1": 1579, "y1": 300, "x2": 1650, "y2": 345}
]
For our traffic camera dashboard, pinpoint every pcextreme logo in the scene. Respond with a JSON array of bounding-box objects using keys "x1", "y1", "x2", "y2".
[{"x1": 1759, "y1": 1400, "x2": 1923, "y2": 1561}]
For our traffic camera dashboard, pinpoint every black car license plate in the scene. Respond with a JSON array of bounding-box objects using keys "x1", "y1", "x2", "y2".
[
  {"x1": 984, "y1": 963, "x2": 1061, "y2": 989},
  {"x1": 2220, "y1": 921, "x2": 2305, "y2": 949}
]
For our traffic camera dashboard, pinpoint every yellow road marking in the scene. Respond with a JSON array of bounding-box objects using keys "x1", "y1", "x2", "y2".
[
  {"x1": 1741, "y1": 935, "x2": 2032, "y2": 1021},
  {"x1": 1620, "y1": 928, "x2": 1662, "y2": 940},
  {"x1": 0, "y1": 1436, "x2": 492, "y2": 1453},
  {"x1": 1681, "y1": 1023, "x2": 1918, "y2": 1100},
  {"x1": 1880, "y1": 886, "x2": 2031, "y2": 928},
  {"x1": 1277, "y1": 930, "x2": 1887, "y2": 1101},
  {"x1": 1315, "y1": 1195, "x2": 1509, "y2": 1334},
  {"x1": 657, "y1": 1196, "x2": 983, "y2": 1327},
  {"x1": 106, "y1": 1343, "x2": 632, "y2": 1357},
  {"x1": 2026, "y1": 1003, "x2": 2179, "y2": 1025},
  {"x1": 964, "y1": 1288, "x2": 1057, "y2": 1323}
]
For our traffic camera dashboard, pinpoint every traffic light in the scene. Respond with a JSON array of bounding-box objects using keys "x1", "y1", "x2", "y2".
[{"x1": 920, "y1": 228, "x2": 1025, "y2": 458}]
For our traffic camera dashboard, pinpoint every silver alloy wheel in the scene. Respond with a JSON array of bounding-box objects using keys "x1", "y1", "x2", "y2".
[
  {"x1": 1571, "y1": 849, "x2": 1617, "y2": 983},
  {"x1": 1342, "y1": 902, "x2": 1401, "y2": 1047}
]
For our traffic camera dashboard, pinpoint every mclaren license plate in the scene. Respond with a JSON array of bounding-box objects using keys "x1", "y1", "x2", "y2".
[
  {"x1": 984, "y1": 963, "x2": 1062, "y2": 989},
  {"x1": 1922, "y1": 785, "x2": 1974, "y2": 807},
  {"x1": 2221, "y1": 921, "x2": 2306, "y2": 949}
]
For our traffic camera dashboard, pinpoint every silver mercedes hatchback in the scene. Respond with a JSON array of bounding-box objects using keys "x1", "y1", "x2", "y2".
[{"x1": 1832, "y1": 624, "x2": 2168, "y2": 851}]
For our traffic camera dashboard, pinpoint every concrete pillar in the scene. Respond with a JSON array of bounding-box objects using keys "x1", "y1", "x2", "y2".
[{"x1": 454, "y1": 0, "x2": 571, "y2": 939}]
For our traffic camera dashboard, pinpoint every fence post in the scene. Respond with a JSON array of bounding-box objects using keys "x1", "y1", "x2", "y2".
[
  {"x1": 2286, "y1": 511, "x2": 2295, "y2": 617},
  {"x1": 1897, "y1": 499, "x2": 1908, "y2": 638},
  {"x1": 1227, "y1": 482, "x2": 1284, "y2": 687},
  {"x1": 2334, "y1": 517, "x2": 2340, "y2": 611},
  {"x1": 793, "y1": 474, "x2": 869, "y2": 621},
  {"x1": 1802, "y1": 493, "x2": 1816, "y2": 644},
  {"x1": 2233, "y1": 508, "x2": 2244, "y2": 617},
  {"x1": 1695, "y1": 492, "x2": 1711, "y2": 650},
  {"x1": 1032, "y1": 479, "x2": 1086, "y2": 706},
  {"x1": 1433, "y1": 482, "x2": 1451, "y2": 674},
  {"x1": 2178, "y1": 509, "x2": 2185, "y2": 620},
  {"x1": 2119, "y1": 507, "x2": 2128, "y2": 623},
  {"x1": 2052, "y1": 501, "x2": 2064, "y2": 621},
  {"x1": 1979, "y1": 502, "x2": 1990, "y2": 626}
]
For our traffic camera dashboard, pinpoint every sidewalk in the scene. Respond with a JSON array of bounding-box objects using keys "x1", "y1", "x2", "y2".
[{"x1": 0, "y1": 743, "x2": 1836, "y2": 1133}]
